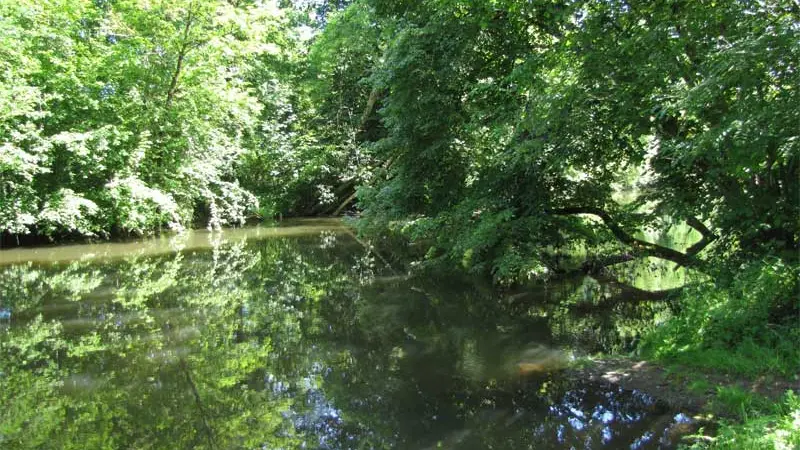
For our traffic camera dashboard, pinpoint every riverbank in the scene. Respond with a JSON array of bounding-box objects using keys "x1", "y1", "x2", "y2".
[
  {"x1": 572, "y1": 356, "x2": 798, "y2": 415},
  {"x1": 570, "y1": 356, "x2": 800, "y2": 448}
]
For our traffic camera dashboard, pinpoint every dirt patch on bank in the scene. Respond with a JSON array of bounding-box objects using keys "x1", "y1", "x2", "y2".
[{"x1": 569, "y1": 357, "x2": 800, "y2": 415}]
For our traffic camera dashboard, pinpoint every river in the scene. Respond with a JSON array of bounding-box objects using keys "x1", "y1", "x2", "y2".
[{"x1": 0, "y1": 220, "x2": 695, "y2": 449}]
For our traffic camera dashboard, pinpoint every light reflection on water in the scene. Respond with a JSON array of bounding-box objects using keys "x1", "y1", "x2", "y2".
[
  {"x1": 0, "y1": 222, "x2": 697, "y2": 449},
  {"x1": 0, "y1": 219, "x2": 349, "y2": 266}
]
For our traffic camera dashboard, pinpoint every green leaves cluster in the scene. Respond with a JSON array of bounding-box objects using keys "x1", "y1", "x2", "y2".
[
  {"x1": 0, "y1": 0, "x2": 303, "y2": 238},
  {"x1": 639, "y1": 258, "x2": 800, "y2": 377},
  {"x1": 319, "y1": 0, "x2": 800, "y2": 282}
]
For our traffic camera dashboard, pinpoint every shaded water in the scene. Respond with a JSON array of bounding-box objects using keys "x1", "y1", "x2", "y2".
[{"x1": 0, "y1": 220, "x2": 693, "y2": 449}]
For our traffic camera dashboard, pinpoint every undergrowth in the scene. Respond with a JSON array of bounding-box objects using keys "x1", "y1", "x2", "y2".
[
  {"x1": 639, "y1": 258, "x2": 800, "y2": 378},
  {"x1": 683, "y1": 391, "x2": 800, "y2": 450},
  {"x1": 639, "y1": 258, "x2": 799, "y2": 448}
]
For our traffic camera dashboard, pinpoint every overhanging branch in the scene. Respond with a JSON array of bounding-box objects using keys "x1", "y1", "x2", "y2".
[
  {"x1": 685, "y1": 216, "x2": 718, "y2": 256},
  {"x1": 546, "y1": 206, "x2": 703, "y2": 268}
]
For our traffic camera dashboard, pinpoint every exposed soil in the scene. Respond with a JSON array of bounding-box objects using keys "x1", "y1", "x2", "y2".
[{"x1": 570, "y1": 356, "x2": 800, "y2": 415}]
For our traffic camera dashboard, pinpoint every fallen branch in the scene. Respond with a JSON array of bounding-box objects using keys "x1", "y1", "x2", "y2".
[{"x1": 332, "y1": 191, "x2": 358, "y2": 216}]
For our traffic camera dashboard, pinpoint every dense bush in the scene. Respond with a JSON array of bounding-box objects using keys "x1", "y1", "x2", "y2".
[
  {"x1": 640, "y1": 259, "x2": 800, "y2": 376},
  {"x1": 0, "y1": 0, "x2": 319, "y2": 239}
]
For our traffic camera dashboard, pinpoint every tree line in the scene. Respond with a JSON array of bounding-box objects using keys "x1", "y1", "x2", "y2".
[{"x1": 2, "y1": 0, "x2": 798, "y2": 280}]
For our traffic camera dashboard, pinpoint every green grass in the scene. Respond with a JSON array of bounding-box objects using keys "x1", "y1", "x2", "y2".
[
  {"x1": 639, "y1": 259, "x2": 800, "y2": 378},
  {"x1": 687, "y1": 379, "x2": 713, "y2": 396},
  {"x1": 649, "y1": 340, "x2": 800, "y2": 379},
  {"x1": 710, "y1": 386, "x2": 774, "y2": 418},
  {"x1": 683, "y1": 391, "x2": 800, "y2": 450},
  {"x1": 636, "y1": 259, "x2": 800, "y2": 448}
]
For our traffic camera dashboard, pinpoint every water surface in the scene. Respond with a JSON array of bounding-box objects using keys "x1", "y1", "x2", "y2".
[{"x1": 0, "y1": 220, "x2": 692, "y2": 449}]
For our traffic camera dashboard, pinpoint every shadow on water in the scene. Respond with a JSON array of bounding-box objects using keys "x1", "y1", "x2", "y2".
[{"x1": 1, "y1": 221, "x2": 698, "y2": 449}]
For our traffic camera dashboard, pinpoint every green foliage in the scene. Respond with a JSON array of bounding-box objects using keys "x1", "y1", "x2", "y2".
[
  {"x1": 349, "y1": 0, "x2": 799, "y2": 281},
  {"x1": 640, "y1": 258, "x2": 800, "y2": 377},
  {"x1": 102, "y1": 176, "x2": 184, "y2": 234},
  {"x1": 0, "y1": 0, "x2": 310, "y2": 238},
  {"x1": 2, "y1": 0, "x2": 799, "y2": 443},
  {"x1": 234, "y1": 1, "x2": 383, "y2": 217},
  {"x1": 684, "y1": 391, "x2": 800, "y2": 450},
  {"x1": 3, "y1": 0, "x2": 798, "y2": 263}
]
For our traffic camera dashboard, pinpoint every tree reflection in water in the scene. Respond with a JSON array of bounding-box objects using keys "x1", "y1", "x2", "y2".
[{"x1": 1, "y1": 222, "x2": 691, "y2": 449}]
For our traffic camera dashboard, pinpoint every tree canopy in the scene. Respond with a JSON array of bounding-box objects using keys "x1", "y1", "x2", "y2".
[
  {"x1": 4, "y1": 0, "x2": 797, "y2": 278},
  {"x1": 347, "y1": 0, "x2": 799, "y2": 280},
  {"x1": 2, "y1": 0, "x2": 296, "y2": 238}
]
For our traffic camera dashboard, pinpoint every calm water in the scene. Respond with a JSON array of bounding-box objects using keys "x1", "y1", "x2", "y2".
[{"x1": 0, "y1": 220, "x2": 694, "y2": 449}]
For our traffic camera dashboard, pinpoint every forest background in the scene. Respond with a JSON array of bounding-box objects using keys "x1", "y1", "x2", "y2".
[{"x1": 1, "y1": 1, "x2": 798, "y2": 447}]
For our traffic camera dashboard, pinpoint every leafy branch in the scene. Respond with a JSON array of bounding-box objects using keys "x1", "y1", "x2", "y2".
[{"x1": 546, "y1": 206, "x2": 717, "y2": 271}]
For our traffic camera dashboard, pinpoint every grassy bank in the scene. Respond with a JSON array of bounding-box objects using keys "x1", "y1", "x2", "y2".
[
  {"x1": 688, "y1": 391, "x2": 799, "y2": 450},
  {"x1": 635, "y1": 258, "x2": 799, "y2": 448},
  {"x1": 639, "y1": 258, "x2": 799, "y2": 378}
]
